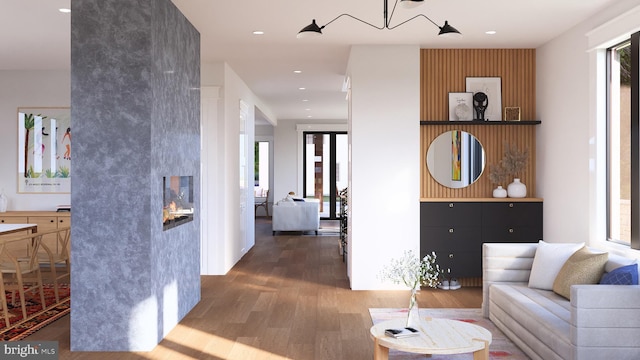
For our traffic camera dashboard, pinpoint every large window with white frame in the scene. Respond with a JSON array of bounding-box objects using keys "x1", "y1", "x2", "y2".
[{"x1": 608, "y1": 32, "x2": 639, "y2": 249}]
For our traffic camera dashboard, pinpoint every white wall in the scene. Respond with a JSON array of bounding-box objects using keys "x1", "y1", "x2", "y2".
[
  {"x1": 537, "y1": 0, "x2": 640, "y2": 259},
  {"x1": 347, "y1": 45, "x2": 421, "y2": 290},
  {"x1": 200, "y1": 62, "x2": 276, "y2": 274},
  {"x1": 0, "y1": 70, "x2": 71, "y2": 211},
  {"x1": 200, "y1": 85, "x2": 222, "y2": 275}
]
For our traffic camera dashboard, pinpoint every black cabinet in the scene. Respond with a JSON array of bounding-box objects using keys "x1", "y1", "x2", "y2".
[
  {"x1": 420, "y1": 200, "x2": 543, "y2": 277},
  {"x1": 481, "y1": 202, "x2": 543, "y2": 243}
]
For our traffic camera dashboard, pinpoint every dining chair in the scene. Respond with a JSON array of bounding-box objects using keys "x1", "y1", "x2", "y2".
[
  {"x1": 37, "y1": 227, "x2": 71, "y2": 303},
  {"x1": 0, "y1": 232, "x2": 47, "y2": 326},
  {"x1": 255, "y1": 189, "x2": 270, "y2": 217}
]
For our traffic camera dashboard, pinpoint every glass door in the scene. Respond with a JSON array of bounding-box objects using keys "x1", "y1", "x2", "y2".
[{"x1": 303, "y1": 132, "x2": 348, "y2": 219}]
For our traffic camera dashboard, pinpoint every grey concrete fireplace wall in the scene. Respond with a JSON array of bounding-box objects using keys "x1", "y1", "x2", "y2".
[{"x1": 70, "y1": 0, "x2": 200, "y2": 351}]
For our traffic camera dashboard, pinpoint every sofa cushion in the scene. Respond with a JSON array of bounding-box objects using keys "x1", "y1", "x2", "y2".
[
  {"x1": 552, "y1": 246, "x2": 608, "y2": 300},
  {"x1": 528, "y1": 241, "x2": 584, "y2": 290},
  {"x1": 600, "y1": 263, "x2": 639, "y2": 285}
]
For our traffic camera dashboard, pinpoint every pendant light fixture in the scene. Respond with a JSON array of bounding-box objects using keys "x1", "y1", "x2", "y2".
[{"x1": 297, "y1": 0, "x2": 461, "y2": 39}]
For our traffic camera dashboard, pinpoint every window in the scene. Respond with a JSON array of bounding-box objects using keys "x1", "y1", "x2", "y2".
[{"x1": 607, "y1": 32, "x2": 639, "y2": 249}]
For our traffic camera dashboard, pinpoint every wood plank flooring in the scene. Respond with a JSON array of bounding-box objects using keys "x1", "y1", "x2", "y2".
[{"x1": 24, "y1": 218, "x2": 482, "y2": 359}]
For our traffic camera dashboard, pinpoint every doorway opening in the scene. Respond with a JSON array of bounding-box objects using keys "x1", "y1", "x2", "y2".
[{"x1": 302, "y1": 132, "x2": 348, "y2": 220}]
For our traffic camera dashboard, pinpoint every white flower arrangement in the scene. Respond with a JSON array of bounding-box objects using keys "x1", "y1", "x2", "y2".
[{"x1": 380, "y1": 250, "x2": 441, "y2": 290}]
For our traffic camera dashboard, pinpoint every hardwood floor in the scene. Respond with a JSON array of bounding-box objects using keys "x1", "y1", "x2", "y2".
[{"x1": 25, "y1": 218, "x2": 482, "y2": 359}]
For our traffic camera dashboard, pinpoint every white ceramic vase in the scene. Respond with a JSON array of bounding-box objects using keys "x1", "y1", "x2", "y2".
[
  {"x1": 0, "y1": 189, "x2": 7, "y2": 212},
  {"x1": 507, "y1": 178, "x2": 527, "y2": 198},
  {"x1": 493, "y1": 186, "x2": 507, "y2": 198}
]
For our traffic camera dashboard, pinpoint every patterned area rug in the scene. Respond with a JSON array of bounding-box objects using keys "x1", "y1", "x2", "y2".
[
  {"x1": 369, "y1": 308, "x2": 530, "y2": 359},
  {"x1": 0, "y1": 284, "x2": 70, "y2": 341}
]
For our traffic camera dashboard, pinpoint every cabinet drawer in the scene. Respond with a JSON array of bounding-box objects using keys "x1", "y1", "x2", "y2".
[
  {"x1": 434, "y1": 251, "x2": 481, "y2": 278},
  {"x1": 421, "y1": 226, "x2": 482, "y2": 252},
  {"x1": 57, "y1": 217, "x2": 71, "y2": 227},
  {"x1": 482, "y1": 226, "x2": 542, "y2": 243},
  {"x1": 482, "y1": 202, "x2": 542, "y2": 227},
  {"x1": 0, "y1": 216, "x2": 29, "y2": 224},
  {"x1": 27, "y1": 216, "x2": 58, "y2": 232},
  {"x1": 421, "y1": 202, "x2": 482, "y2": 227}
]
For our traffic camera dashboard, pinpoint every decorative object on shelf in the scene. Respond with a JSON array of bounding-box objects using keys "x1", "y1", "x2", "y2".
[
  {"x1": 297, "y1": 0, "x2": 461, "y2": 38},
  {"x1": 504, "y1": 107, "x2": 521, "y2": 121},
  {"x1": 492, "y1": 185, "x2": 507, "y2": 198},
  {"x1": 448, "y1": 92, "x2": 474, "y2": 121},
  {"x1": 466, "y1": 77, "x2": 502, "y2": 121},
  {"x1": 380, "y1": 250, "x2": 441, "y2": 327},
  {"x1": 507, "y1": 178, "x2": 527, "y2": 198},
  {"x1": 472, "y1": 92, "x2": 488, "y2": 121},
  {"x1": 0, "y1": 189, "x2": 7, "y2": 212},
  {"x1": 489, "y1": 143, "x2": 529, "y2": 197}
]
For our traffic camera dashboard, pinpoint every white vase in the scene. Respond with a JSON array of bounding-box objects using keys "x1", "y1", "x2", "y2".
[
  {"x1": 0, "y1": 189, "x2": 7, "y2": 212},
  {"x1": 507, "y1": 178, "x2": 527, "y2": 198},
  {"x1": 493, "y1": 186, "x2": 507, "y2": 198}
]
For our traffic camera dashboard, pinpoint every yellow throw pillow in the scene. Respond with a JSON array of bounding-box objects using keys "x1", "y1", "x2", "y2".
[{"x1": 552, "y1": 246, "x2": 608, "y2": 300}]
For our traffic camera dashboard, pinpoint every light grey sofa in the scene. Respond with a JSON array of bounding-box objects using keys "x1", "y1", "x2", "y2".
[
  {"x1": 272, "y1": 200, "x2": 320, "y2": 235},
  {"x1": 482, "y1": 242, "x2": 640, "y2": 360}
]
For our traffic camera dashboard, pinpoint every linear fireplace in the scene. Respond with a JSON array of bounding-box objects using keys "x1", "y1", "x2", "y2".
[{"x1": 163, "y1": 176, "x2": 194, "y2": 230}]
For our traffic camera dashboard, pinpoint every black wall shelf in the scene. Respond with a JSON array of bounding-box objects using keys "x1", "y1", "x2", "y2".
[{"x1": 420, "y1": 120, "x2": 541, "y2": 125}]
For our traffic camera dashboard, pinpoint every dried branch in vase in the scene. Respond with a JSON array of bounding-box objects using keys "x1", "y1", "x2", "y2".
[
  {"x1": 489, "y1": 163, "x2": 508, "y2": 185},
  {"x1": 489, "y1": 143, "x2": 529, "y2": 184},
  {"x1": 501, "y1": 143, "x2": 529, "y2": 177}
]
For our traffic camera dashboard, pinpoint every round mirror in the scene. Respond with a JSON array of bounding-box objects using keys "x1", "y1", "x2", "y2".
[{"x1": 426, "y1": 130, "x2": 486, "y2": 188}]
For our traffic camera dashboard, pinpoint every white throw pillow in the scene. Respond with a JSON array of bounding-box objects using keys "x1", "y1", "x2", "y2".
[{"x1": 528, "y1": 240, "x2": 584, "y2": 290}]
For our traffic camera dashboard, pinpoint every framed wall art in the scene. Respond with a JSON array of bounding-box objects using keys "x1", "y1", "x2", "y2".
[
  {"x1": 465, "y1": 77, "x2": 502, "y2": 121},
  {"x1": 17, "y1": 107, "x2": 71, "y2": 193},
  {"x1": 448, "y1": 92, "x2": 474, "y2": 121},
  {"x1": 504, "y1": 107, "x2": 521, "y2": 121}
]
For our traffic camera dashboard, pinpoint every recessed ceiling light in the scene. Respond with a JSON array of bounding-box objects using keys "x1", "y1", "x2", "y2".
[
  {"x1": 302, "y1": 99, "x2": 309, "y2": 102},
  {"x1": 293, "y1": 70, "x2": 302, "y2": 74},
  {"x1": 485, "y1": 30, "x2": 497, "y2": 35},
  {"x1": 252, "y1": 31, "x2": 264, "y2": 35},
  {"x1": 307, "y1": 115, "x2": 313, "y2": 118},
  {"x1": 59, "y1": 8, "x2": 71, "y2": 13},
  {"x1": 305, "y1": 108, "x2": 311, "y2": 111},
  {"x1": 299, "y1": 87, "x2": 306, "y2": 90}
]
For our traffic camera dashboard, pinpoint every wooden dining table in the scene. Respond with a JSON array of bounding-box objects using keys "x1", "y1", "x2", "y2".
[{"x1": 0, "y1": 223, "x2": 38, "y2": 237}]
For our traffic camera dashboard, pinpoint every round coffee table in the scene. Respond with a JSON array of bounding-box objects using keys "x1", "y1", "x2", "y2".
[{"x1": 370, "y1": 317, "x2": 492, "y2": 360}]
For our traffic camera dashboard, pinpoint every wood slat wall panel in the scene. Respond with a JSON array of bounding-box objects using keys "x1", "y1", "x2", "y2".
[
  {"x1": 421, "y1": 49, "x2": 536, "y2": 121},
  {"x1": 420, "y1": 49, "x2": 537, "y2": 198},
  {"x1": 420, "y1": 124, "x2": 536, "y2": 198}
]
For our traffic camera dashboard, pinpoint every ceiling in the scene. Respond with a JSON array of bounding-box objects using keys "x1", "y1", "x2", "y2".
[{"x1": 1, "y1": 0, "x2": 617, "y2": 124}]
